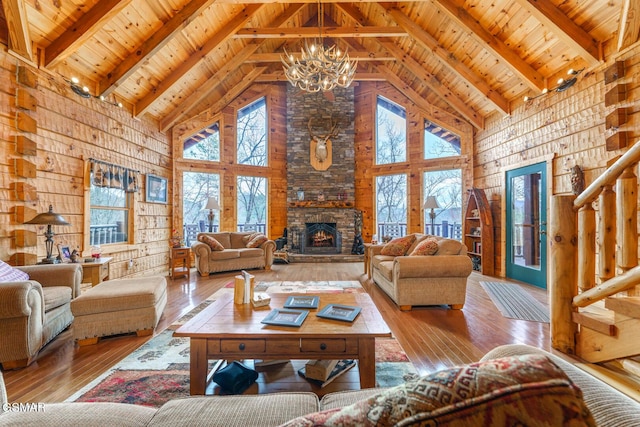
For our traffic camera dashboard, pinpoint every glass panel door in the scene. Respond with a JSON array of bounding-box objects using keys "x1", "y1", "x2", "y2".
[{"x1": 506, "y1": 163, "x2": 547, "y2": 288}]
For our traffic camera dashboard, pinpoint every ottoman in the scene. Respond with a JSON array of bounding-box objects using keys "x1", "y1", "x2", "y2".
[{"x1": 71, "y1": 276, "x2": 167, "y2": 346}]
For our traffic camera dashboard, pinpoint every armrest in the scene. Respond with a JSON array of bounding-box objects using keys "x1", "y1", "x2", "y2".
[
  {"x1": 0, "y1": 281, "x2": 44, "y2": 319},
  {"x1": 370, "y1": 244, "x2": 385, "y2": 256},
  {"x1": 261, "y1": 240, "x2": 276, "y2": 266},
  {"x1": 191, "y1": 241, "x2": 212, "y2": 258},
  {"x1": 17, "y1": 264, "x2": 82, "y2": 299},
  {"x1": 394, "y1": 255, "x2": 473, "y2": 279}
]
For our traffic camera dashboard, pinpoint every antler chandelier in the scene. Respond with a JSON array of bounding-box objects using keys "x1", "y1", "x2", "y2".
[{"x1": 281, "y1": 2, "x2": 357, "y2": 92}]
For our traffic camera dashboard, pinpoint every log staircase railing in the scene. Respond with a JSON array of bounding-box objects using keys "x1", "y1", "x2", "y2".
[{"x1": 550, "y1": 141, "x2": 640, "y2": 369}]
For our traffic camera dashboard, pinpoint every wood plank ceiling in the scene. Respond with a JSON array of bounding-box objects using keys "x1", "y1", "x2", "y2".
[{"x1": 2, "y1": 0, "x2": 639, "y2": 132}]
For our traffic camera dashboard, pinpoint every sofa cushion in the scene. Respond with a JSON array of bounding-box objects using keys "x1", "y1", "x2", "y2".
[
  {"x1": 198, "y1": 235, "x2": 224, "y2": 251},
  {"x1": 279, "y1": 354, "x2": 596, "y2": 427},
  {"x1": 436, "y1": 238, "x2": 463, "y2": 255},
  {"x1": 210, "y1": 249, "x2": 241, "y2": 260},
  {"x1": 0, "y1": 259, "x2": 29, "y2": 282},
  {"x1": 242, "y1": 232, "x2": 261, "y2": 245},
  {"x1": 210, "y1": 232, "x2": 232, "y2": 248},
  {"x1": 233, "y1": 232, "x2": 253, "y2": 248},
  {"x1": 246, "y1": 233, "x2": 268, "y2": 248},
  {"x1": 43, "y1": 286, "x2": 72, "y2": 312},
  {"x1": 380, "y1": 235, "x2": 416, "y2": 256},
  {"x1": 409, "y1": 238, "x2": 439, "y2": 256},
  {"x1": 239, "y1": 248, "x2": 265, "y2": 258},
  {"x1": 377, "y1": 261, "x2": 394, "y2": 281}
]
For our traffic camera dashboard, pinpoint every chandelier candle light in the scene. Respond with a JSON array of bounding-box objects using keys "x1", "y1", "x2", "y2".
[{"x1": 281, "y1": 2, "x2": 357, "y2": 92}]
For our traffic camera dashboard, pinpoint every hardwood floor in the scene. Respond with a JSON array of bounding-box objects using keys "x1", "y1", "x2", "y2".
[{"x1": 2, "y1": 262, "x2": 551, "y2": 402}]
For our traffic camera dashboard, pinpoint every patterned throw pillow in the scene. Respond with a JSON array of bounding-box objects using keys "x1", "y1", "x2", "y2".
[
  {"x1": 0, "y1": 259, "x2": 29, "y2": 282},
  {"x1": 279, "y1": 354, "x2": 596, "y2": 427},
  {"x1": 198, "y1": 234, "x2": 224, "y2": 251},
  {"x1": 246, "y1": 233, "x2": 268, "y2": 248},
  {"x1": 380, "y1": 235, "x2": 416, "y2": 256},
  {"x1": 409, "y1": 238, "x2": 439, "y2": 256},
  {"x1": 242, "y1": 232, "x2": 261, "y2": 245}
]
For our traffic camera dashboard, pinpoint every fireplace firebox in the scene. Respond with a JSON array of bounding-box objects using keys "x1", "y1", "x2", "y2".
[{"x1": 302, "y1": 222, "x2": 342, "y2": 254}]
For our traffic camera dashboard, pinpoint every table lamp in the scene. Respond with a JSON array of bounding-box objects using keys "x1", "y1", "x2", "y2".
[
  {"x1": 24, "y1": 205, "x2": 71, "y2": 264},
  {"x1": 423, "y1": 196, "x2": 440, "y2": 235},
  {"x1": 204, "y1": 197, "x2": 220, "y2": 232}
]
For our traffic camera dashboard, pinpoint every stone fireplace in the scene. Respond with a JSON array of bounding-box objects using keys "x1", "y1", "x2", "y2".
[
  {"x1": 286, "y1": 86, "x2": 358, "y2": 255},
  {"x1": 302, "y1": 222, "x2": 341, "y2": 254}
]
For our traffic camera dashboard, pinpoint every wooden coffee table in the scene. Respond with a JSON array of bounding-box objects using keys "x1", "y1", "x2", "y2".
[{"x1": 174, "y1": 292, "x2": 392, "y2": 395}]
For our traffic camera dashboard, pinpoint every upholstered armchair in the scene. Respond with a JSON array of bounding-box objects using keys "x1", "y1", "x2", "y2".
[{"x1": 0, "y1": 263, "x2": 82, "y2": 369}]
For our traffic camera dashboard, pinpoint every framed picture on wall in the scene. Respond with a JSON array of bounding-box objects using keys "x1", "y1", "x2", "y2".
[{"x1": 146, "y1": 174, "x2": 168, "y2": 204}]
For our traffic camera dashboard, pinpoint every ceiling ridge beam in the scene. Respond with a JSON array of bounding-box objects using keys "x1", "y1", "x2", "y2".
[
  {"x1": 44, "y1": 0, "x2": 133, "y2": 68},
  {"x1": 162, "y1": 3, "x2": 307, "y2": 130},
  {"x1": 515, "y1": 0, "x2": 601, "y2": 65},
  {"x1": 234, "y1": 26, "x2": 407, "y2": 38},
  {"x1": 3, "y1": 0, "x2": 33, "y2": 62},
  {"x1": 246, "y1": 51, "x2": 396, "y2": 62},
  {"x1": 426, "y1": 0, "x2": 546, "y2": 91},
  {"x1": 135, "y1": 3, "x2": 266, "y2": 118},
  {"x1": 99, "y1": 0, "x2": 218, "y2": 97},
  {"x1": 255, "y1": 72, "x2": 386, "y2": 82}
]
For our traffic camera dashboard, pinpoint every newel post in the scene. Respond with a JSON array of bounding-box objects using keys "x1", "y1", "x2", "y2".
[{"x1": 549, "y1": 195, "x2": 578, "y2": 354}]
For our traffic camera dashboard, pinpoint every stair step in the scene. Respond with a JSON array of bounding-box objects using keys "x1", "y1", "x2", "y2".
[
  {"x1": 605, "y1": 296, "x2": 640, "y2": 319},
  {"x1": 572, "y1": 309, "x2": 616, "y2": 336}
]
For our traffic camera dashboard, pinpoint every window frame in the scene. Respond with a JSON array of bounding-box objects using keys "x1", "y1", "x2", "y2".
[{"x1": 375, "y1": 95, "x2": 407, "y2": 165}]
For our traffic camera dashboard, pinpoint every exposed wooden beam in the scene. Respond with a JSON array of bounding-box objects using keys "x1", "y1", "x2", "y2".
[
  {"x1": 350, "y1": 3, "x2": 510, "y2": 116},
  {"x1": 135, "y1": 3, "x2": 265, "y2": 118},
  {"x1": 429, "y1": 0, "x2": 546, "y2": 91},
  {"x1": 234, "y1": 26, "x2": 407, "y2": 38},
  {"x1": 2, "y1": 0, "x2": 33, "y2": 62},
  {"x1": 161, "y1": 3, "x2": 307, "y2": 130},
  {"x1": 379, "y1": 64, "x2": 483, "y2": 129},
  {"x1": 618, "y1": 0, "x2": 640, "y2": 52},
  {"x1": 515, "y1": 0, "x2": 601, "y2": 66},
  {"x1": 44, "y1": 0, "x2": 132, "y2": 68},
  {"x1": 246, "y1": 51, "x2": 396, "y2": 63},
  {"x1": 255, "y1": 72, "x2": 386, "y2": 82},
  {"x1": 99, "y1": 0, "x2": 217, "y2": 97}
]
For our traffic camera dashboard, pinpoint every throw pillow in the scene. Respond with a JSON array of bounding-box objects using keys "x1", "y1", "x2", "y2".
[
  {"x1": 279, "y1": 354, "x2": 596, "y2": 427},
  {"x1": 0, "y1": 259, "x2": 29, "y2": 283},
  {"x1": 198, "y1": 234, "x2": 224, "y2": 251},
  {"x1": 380, "y1": 235, "x2": 416, "y2": 256},
  {"x1": 242, "y1": 232, "x2": 261, "y2": 245},
  {"x1": 246, "y1": 233, "x2": 268, "y2": 248},
  {"x1": 409, "y1": 238, "x2": 439, "y2": 256}
]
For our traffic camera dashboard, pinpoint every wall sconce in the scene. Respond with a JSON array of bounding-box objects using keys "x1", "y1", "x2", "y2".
[
  {"x1": 524, "y1": 68, "x2": 584, "y2": 102},
  {"x1": 67, "y1": 77, "x2": 123, "y2": 108}
]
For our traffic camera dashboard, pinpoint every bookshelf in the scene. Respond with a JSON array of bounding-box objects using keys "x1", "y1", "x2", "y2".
[{"x1": 464, "y1": 188, "x2": 494, "y2": 275}]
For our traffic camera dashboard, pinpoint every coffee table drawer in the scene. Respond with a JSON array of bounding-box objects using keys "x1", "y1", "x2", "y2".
[
  {"x1": 300, "y1": 338, "x2": 347, "y2": 353},
  {"x1": 220, "y1": 339, "x2": 265, "y2": 354}
]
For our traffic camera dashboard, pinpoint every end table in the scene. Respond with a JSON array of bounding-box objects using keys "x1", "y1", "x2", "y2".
[{"x1": 170, "y1": 246, "x2": 190, "y2": 280}]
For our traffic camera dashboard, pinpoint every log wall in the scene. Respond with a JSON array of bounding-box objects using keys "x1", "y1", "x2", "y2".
[
  {"x1": 1, "y1": 50, "x2": 171, "y2": 279},
  {"x1": 474, "y1": 43, "x2": 640, "y2": 277}
]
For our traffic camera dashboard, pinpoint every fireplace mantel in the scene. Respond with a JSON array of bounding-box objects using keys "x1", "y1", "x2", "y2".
[{"x1": 288, "y1": 201, "x2": 354, "y2": 209}]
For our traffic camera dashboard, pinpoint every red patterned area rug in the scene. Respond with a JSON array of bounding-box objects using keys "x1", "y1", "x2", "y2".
[{"x1": 67, "y1": 282, "x2": 415, "y2": 407}]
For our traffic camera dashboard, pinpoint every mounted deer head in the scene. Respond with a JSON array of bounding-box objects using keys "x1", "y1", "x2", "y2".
[{"x1": 308, "y1": 116, "x2": 340, "y2": 163}]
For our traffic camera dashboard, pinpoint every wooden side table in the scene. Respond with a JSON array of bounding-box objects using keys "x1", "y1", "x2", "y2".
[
  {"x1": 363, "y1": 243, "x2": 373, "y2": 278},
  {"x1": 81, "y1": 257, "x2": 112, "y2": 286},
  {"x1": 171, "y1": 247, "x2": 190, "y2": 280}
]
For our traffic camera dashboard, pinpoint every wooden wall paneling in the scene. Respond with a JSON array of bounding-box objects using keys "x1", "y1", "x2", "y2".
[
  {"x1": 15, "y1": 111, "x2": 36, "y2": 133},
  {"x1": 9, "y1": 253, "x2": 37, "y2": 265},
  {"x1": 16, "y1": 66, "x2": 37, "y2": 88},
  {"x1": 11, "y1": 182, "x2": 36, "y2": 201},
  {"x1": 16, "y1": 87, "x2": 37, "y2": 111},
  {"x1": 15, "y1": 135, "x2": 36, "y2": 155},
  {"x1": 605, "y1": 84, "x2": 627, "y2": 106},
  {"x1": 605, "y1": 108, "x2": 627, "y2": 129},
  {"x1": 14, "y1": 229, "x2": 36, "y2": 247},
  {"x1": 14, "y1": 158, "x2": 35, "y2": 178},
  {"x1": 12, "y1": 205, "x2": 36, "y2": 223}
]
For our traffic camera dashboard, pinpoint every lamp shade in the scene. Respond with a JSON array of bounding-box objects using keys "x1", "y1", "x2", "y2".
[
  {"x1": 423, "y1": 196, "x2": 440, "y2": 210},
  {"x1": 204, "y1": 197, "x2": 220, "y2": 210},
  {"x1": 24, "y1": 205, "x2": 70, "y2": 226}
]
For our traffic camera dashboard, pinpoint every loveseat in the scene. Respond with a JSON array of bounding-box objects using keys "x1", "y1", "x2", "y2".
[
  {"x1": 370, "y1": 233, "x2": 473, "y2": 311},
  {"x1": 0, "y1": 263, "x2": 83, "y2": 369},
  {"x1": 2, "y1": 345, "x2": 640, "y2": 426},
  {"x1": 191, "y1": 231, "x2": 276, "y2": 276}
]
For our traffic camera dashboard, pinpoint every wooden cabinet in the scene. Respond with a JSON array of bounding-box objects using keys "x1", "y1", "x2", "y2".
[
  {"x1": 170, "y1": 247, "x2": 190, "y2": 280},
  {"x1": 81, "y1": 257, "x2": 112, "y2": 286},
  {"x1": 464, "y1": 188, "x2": 494, "y2": 275}
]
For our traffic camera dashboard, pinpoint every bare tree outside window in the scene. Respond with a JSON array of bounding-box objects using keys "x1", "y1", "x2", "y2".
[
  {"x1": 423, "y1": 169, "x2": 462, "y2": 239},
  {"x1": 183, "y1": 121, "x2": 220, "y2": 161},
  {"x1": 376, "y1": 96, "x2": 406, "y2": 165},
  {"x1": 182, "y1": 172, "x2": 220, "y2": 227},
  {"x1": 424, "y1": 120, "x2": 461, "y2": 160},
  {"x1": 237, "y1": 176, "x2": 266, "y2": 230},
  {"x1": 376, "y1": 174, "x2": 407, "y2": 233},
  {"x1": 237, "y1": 98, "x2": 267, "y2": 166}
]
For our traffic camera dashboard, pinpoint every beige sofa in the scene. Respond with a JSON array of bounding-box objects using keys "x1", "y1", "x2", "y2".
[
  {"x1": 370, "y1": 233, "x2": 473, "y2": 311},
  {"x1": 191, "y1": 231, "x2": 276, "y2": 276},
  {"x1": 2, "y1": 344, "x2": 640, "y2": 426},
  {"x1": 0, "y1": 263, "x2": 83, "y2": 369}
]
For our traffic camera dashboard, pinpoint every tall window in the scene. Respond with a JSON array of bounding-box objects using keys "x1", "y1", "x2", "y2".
[
  {"x1": 183, "y1": 121, "x2": 220, "y2": 161},
  {"x1": 89, "y1": 162, "x2": 137, "y2": 246},
  {"x1": 237, "y1": 97, "x2": 267, "y2": 166},
  {"x1": 237, "y1": 176, "x2": 267, "y2": 233},
  {"x1": 424, "y1": 120, "x2": 461, "y2": 159},
  {"x1": 183, "y1": 172, "x2": 220, "y2": 239},
  {"x1": 376, "y1": 174, "x2": 407, "y2": 238},
  {"x1": 423, "y1": 169, "x2": 462, "y2": 240},
  {"x1": 376, "y1": 96, "x2": 406, "y2": 165}
]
